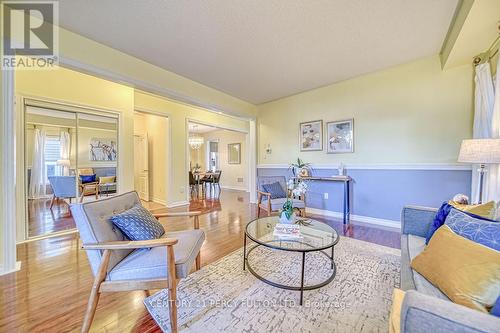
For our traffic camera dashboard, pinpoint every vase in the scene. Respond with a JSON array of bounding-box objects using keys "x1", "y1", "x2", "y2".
[
  {"x1": 298, "y1": 167, "x2": 310, "y2": 178},
  {"x1": 279, "y1": 211, "x2": 296, "y2": 224}
]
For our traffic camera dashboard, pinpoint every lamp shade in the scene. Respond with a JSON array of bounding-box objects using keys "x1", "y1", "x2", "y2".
[{"x1": 457, "y1": 139, "x2": 500, "y2": 164}]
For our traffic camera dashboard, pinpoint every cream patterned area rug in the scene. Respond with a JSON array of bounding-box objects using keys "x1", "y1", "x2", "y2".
[{"x1": 144, "y1": 236, "x2": 400, "y2": 332}]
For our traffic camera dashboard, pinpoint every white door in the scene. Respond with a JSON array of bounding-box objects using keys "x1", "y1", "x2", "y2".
[{"x1": 134, "y1": 134, "x2": 150, "y2": 201}]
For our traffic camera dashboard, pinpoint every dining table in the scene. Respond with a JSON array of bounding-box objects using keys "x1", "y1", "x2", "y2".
[{"x1": 192, "y1": 171, "x2": 216, "y2": 198}]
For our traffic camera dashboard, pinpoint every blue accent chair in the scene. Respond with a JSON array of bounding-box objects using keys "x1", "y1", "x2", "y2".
[
  {"x1": 48, "y1": 176, "x2": 76, "y2": 209},
  {"x1": 70, "y1": 191, "x2": 205, "y2": 333},
  {"x1": 257, "y1": 176, "x2": 305, "y2": 218}
]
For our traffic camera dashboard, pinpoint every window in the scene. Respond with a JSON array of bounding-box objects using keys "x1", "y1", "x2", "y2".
[{"x1": 44, "y1": 136, "x2": 61, "y2": 182}]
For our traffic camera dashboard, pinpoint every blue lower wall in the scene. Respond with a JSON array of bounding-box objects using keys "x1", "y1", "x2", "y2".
[{"x1": 257, "y1": 167, "x2": 471, "y2": 222}]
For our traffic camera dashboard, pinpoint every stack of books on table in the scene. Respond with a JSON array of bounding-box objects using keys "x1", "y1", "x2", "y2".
[{"x1": 273, "y1": 224, "x2": 302, "y2": 240}]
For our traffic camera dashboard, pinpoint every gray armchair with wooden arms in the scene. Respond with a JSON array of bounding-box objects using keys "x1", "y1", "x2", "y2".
[
  {"x1": 70, "y1": 191, "x2": 205, "y2": 333},
  {"x1": 257, "y1": 176, "x2": 306, "y2": 217}
]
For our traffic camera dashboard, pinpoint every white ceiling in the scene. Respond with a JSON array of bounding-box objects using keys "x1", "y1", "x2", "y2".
[{"x1": 58, "y1": 0, "x2": 458, "y2": 104}]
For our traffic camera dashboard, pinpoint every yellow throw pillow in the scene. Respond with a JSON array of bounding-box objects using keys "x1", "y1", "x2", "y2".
[
  {"x1": 449, "y1": 200, "x2": 496, "y2": 220},
  {"x1": 411, "y1": 225, "x2": 500, "y2": 312},
  {"x1": 389, "y1": 288, "x2": 405, "y2": 333},
  {"x1": 99, "y1": 176, "x2": 116, "y2": 184}
]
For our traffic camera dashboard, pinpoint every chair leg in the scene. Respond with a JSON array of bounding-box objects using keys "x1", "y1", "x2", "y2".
[
  {"x1": 50, "y1": 195, "x2": 56, "y2": 209},
  {"x1": 166, "y1": 245, "x2": 178, "y2": 333},
  {"x1": 195, "y1": 252, "x2": 201, "y2": 271},
  {"x1": 81, "y1": 250, "x2": 110, "y2": 333},
  {"x1": 257, "y1": 206, "x2": 261, "y2": 218},
  {"x1": 168, "y1": 284, "x2": 178, "y2": 333}
]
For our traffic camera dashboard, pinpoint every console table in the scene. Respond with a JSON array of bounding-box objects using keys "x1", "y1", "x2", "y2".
[{"x1": 293, "y1": 175, "x2": 352, "y2": 225}]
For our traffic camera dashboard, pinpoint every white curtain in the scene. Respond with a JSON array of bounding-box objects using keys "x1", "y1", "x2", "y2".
[
  {"x1": 59, "y1": 130, "x2": 70, "y2": 176},
  {"x1": 29, "y1": 128, "x2": 47, "y2": 199},
  {"x1": 472, "y1": 61, "x2": 500, "y2": 203},
  {"x1": 488, "y1": 59, "x2": 500, "y2": 202}
]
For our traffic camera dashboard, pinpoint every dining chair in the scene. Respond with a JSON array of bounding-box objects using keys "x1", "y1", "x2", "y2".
[{"x1": 71, "y1": 191, "x2": 205, "y2": 333}]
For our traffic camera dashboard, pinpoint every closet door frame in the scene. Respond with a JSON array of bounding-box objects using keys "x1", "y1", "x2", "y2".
[{"x1": 20, "y1": 95, "x2": 121, "y2": 242}]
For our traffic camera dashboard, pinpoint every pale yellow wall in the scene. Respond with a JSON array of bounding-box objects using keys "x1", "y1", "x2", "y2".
[
  {"x1": 257, "y1": 56, "x2": 473, "y2": 165},
  {"x1": 58, "y1": 26, "x2": 256, "y2": 118},
  {"x1": 134, "y1": 113, "x2": 168, "y2": 204},
  {"x1": 134, "y1": 91, "x2": 250, "y2": 204},
  {"x1": 203, "y1": 129, "x2": 248, "y2": 190},
  {"x1": 15, "y1": 65, "x2": 133, "y2": 187}
]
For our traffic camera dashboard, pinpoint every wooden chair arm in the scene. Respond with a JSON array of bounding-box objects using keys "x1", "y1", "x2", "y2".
[
  {"x1": 257, "y1": 191, "x2": 271, "y2": 204},
  {"x1": 83, "y1": 238, "x2": 178, "y2": 250},
  {"x1": 151, "y1": 211, "x2": 202, "y2": 218},
  {"x1": 151, "y1": 210, "x2": 202, "y2": 229},
  {"x1": 257, "y1": 191, "x2": 271, "y2": 198}
]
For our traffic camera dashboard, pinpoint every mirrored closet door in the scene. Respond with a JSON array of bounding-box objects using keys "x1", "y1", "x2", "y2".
[{"x1": 25, "y1": 103, "x2": 118, "y2": 239}]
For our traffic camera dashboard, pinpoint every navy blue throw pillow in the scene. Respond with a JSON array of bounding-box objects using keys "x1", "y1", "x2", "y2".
[
  {"x1": 80, "y1": 174, "x2": 96, "y2": 184},
  {"x1": 109, "y1": 204, "x2": 165, "y2": 241},
  {"x1": 425, "y1": 202, "x2": 453, "y2": 244},
  {"x1": 262, "y1": 182, "x2": 287, "y2": 199},
  {"x1": 491, "y1": 296, "x2": 500, "y2": 317}
]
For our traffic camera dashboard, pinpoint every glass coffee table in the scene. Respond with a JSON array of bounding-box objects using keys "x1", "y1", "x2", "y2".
[{"x1": 243, "y1": 216, "x2": 339, "y2": 305}]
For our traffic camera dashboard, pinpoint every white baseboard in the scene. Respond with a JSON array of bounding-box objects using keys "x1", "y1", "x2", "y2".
[
  {"x1": 0, "y1": 261, "x2": 21, "y2": 276},
  {"x1": 220, "y1": 185, "x2": 249, "y2": 192},
  {"x1": 152, "y1": 197, "x2": 167, "y2": 206},
  {"x1": 166, "y1": 200, "x2": 190, "y2": 208},
  {"x1": 305, "y1": 207, "x2": 401, "y2": 230}
]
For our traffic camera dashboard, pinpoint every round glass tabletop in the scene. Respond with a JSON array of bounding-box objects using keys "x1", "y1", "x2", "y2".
[{"x1": 245, "y1": 216, "x2": 339, "y2": 252}]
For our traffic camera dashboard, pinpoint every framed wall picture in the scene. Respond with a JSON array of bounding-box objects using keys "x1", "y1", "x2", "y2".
[
  {"x1": 326, "y1": 119, "x2": 354, "y2": 153},
  {"x1": 89, "y1": 138, "x2": 117, "y2": 161},
  {"x1": 228, "y1": 143, "x2": 241, "y2": 164},
  {"x1": 299, "y1": 120, "x2": 323, "y2": 151}
]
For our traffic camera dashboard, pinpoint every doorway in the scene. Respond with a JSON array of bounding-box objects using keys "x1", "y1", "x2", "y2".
[
  {"x1": 133, "y1": 111, "x2": 169, "y2": 206},
  {"x1": 188, "y1": 121, "x2": 249, "y2": 201}
]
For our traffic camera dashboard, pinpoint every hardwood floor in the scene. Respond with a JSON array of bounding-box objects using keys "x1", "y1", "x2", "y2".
[
  {"x1": 1, "y1": 190, "x2": 400, "y2": 332},
  {"x1": 28, "y1": 198, "x2": 76, "y2": 237}
]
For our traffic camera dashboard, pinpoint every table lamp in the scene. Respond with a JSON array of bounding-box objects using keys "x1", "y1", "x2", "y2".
[
  {"x1": 56, "y1": 159, "x2": 71, "y2": 176},
  {"x1": 457, "y1": 139, "x2": 500, "y2": 203}
]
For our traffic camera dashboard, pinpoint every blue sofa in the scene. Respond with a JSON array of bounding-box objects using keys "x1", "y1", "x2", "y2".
[{"x1": 399, "y1": 205, "x2": 500, "y2": 333}]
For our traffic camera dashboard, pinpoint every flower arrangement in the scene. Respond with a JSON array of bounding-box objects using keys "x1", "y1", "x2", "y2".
[
  {"x1": 279, "y1": 179, "x2": 308, "y2": 223},
  {"x1": 289, "y1": 158, "x2": 312, "y2": 177}
]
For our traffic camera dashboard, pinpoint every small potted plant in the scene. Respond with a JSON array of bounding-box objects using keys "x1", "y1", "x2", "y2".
[
  {"x1": 289, "y1": 158, "x2": 312, "y2": 178},
  {"x1": 279, "y1": 179, "x2": 308, "y2": 224}
]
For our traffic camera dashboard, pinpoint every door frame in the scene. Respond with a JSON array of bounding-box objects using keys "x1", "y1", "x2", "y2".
[
  {"x1": 134, "y1": 108, "x2": 171, "y2": 207},
  {"x1": 19, "y1": 95, "x2": 121, "y2": 242},
  {"x1": 185, "y1": 118, "x2": 256, "y2": 202}
]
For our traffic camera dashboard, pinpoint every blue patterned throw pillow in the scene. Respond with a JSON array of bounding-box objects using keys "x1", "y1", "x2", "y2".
[
  {"x1": 109, "y1": 205, "x2": 165, "y2": 241},
  {"x1": 262, "y1": 182, "x2": 287, "y2": 199},
  {"x1": 444, "y1": 208, "x2": 500, "y2": 251}
]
